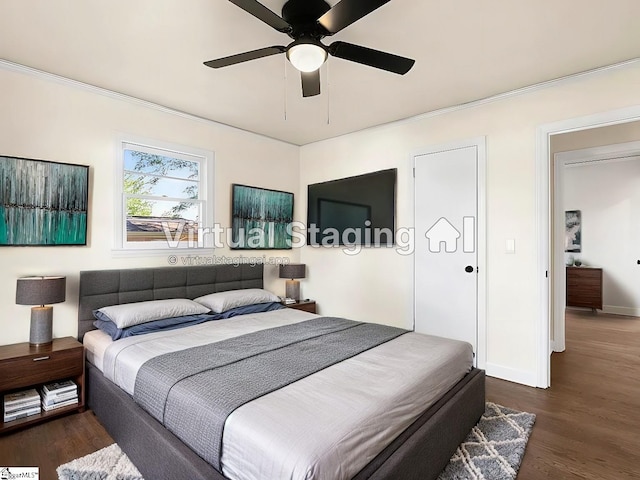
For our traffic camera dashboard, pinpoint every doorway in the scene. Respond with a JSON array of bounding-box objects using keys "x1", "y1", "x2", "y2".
[
  {"x1": 552, "y1": 140, "x2": 640, "y2": 353},
  {"x1": 535, "y1": 108, "x2": 640, "y2": 388}
]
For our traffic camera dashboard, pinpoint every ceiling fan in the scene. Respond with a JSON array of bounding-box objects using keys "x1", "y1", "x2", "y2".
[{"x1": 204, "y1": 0, "x2": 415, "y2": 97}]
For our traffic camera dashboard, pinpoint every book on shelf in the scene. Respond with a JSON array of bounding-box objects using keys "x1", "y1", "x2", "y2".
[
  {"x1": 4, "y1": 388, "x2": 40, "y2": 408},
  {"x1": 42, "y1": 380, "x2": 77, "y2": 395},
  {"x1": 41, "y1": 397, "x2": 78, "y2": 412},
  {"x1": 41, "y1": 390, "x2": 78, "y2": 406},
  {"x1": 3, "y1": 405, "x2": 41, "y2": 423},
  {"x1": 4, "y1": 398, "x2": 41, "y2": 414}
]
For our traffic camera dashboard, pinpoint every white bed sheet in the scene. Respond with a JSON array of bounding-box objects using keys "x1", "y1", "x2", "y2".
[
  {"x1": 83, "y1": 328, "x2": 112, "y2": 372},
  {"x1": 88, "y1": 309, "x2": 473, "y2": 480}
]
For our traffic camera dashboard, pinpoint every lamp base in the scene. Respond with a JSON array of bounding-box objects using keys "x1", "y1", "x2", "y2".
[
  {"x1": 30, "y1": 306, "x2": 53, "y2": 346},
  {"x1": 285, "y1": 280, "x2": 301, "y2": 301}
]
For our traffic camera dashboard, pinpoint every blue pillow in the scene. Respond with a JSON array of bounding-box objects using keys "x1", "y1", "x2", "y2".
[
  {"x1": 94, "y1": 313, "x2": 221, "y2": 340},
  {"x1": 218, "y1": 301, "x2": 285, "y2": 318}
]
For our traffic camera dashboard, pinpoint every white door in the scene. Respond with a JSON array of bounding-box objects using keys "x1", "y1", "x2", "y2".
[{"x1": 414, "y1": 145, "x2": 479, "y2": 358}]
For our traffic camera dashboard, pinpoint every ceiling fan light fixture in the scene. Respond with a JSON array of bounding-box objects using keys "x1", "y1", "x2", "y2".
[{"x1": 287, "y1": 41, "x2": 327, "y2": 72}]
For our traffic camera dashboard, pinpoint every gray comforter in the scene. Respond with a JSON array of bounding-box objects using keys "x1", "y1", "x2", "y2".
[{"x1": 134, "y1": 317, "x2": 406, "y2": 469}]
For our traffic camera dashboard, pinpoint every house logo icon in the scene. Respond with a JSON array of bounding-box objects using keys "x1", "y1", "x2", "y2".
[
  {"x1": 425, "y1": 216, "x2": 475, "y2": 253},
  {"x1": 1, "y1": 467, "x2": 10, "y2": 480},
  {"x1": 425, "y1": 217, "x2": 460, "y2": 253}
]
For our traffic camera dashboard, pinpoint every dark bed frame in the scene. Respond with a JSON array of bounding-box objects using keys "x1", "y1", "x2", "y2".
[{"x1": 79, "y1": 264, "x2": 485, "y2": 480}]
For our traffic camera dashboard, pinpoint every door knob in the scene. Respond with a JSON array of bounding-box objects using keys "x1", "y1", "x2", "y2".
[{"x1": 465, "y1": 265, "x2": 474, "y2": 273}]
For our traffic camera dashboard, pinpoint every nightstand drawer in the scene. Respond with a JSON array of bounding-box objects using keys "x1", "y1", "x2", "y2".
[{"x1": 0, "y1": 346, "x2": 83, "y2": 392}]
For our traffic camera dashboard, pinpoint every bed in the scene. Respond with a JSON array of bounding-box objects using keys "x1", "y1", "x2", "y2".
[{"x1": 79, "y1": 263, "x2": 485, "y2": 480}]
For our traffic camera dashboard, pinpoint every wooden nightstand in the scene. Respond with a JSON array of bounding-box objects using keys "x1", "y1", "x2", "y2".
[
  {"x1": 566, "y1": 266, "x2": 603, "y2": 311},
  {"x1": 0, "y1": 337, "x2": 85, "y2": 434},
  {"x1": 283, "y1": 300, "x2": 316, "y2": 314}
]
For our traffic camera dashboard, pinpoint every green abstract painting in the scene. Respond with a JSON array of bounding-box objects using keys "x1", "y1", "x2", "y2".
[
  {"x1": 231, "y1": 184, "x2": 293, "y2": 249},
  {"x1": 0, "y1": 156, "x2": 89, "y2": 246}
]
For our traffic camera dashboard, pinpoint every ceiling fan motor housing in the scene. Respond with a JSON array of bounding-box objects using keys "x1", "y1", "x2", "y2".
[{"x1": 282, "y1": 0, "x2": 331, "y2": 39}]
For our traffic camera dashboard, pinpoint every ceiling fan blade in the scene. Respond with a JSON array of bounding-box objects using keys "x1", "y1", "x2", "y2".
[
  {"x1": 318, "y1": 0, "x2": 390, "y2": 35},
  {"x1": 228, "y1": 0, "x2": 291, "y2": 32},
  {"x1": 301, "y1": 70, "x2": 321, "y2": 97},
  {"x1": 329, "y1": 41, "x2": 414, "y2": 74},
  {"x1": 204, "y1": 46, "x2": 286, "y2": 68}
]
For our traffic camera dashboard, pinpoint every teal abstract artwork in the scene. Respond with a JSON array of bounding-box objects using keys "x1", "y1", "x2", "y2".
[
  {"x1": 0, "y1": 156, "x2": 89, "y2": 246},
  {"x1": 231, "y1": 184, "x2": 293, "y2": 249}
]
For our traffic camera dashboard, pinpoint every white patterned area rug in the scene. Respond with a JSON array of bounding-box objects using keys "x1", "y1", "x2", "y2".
[
  {"x1": 438, "y1": 402, "x2": 536, "y2": 480},
  {"x1": 57, "y1": 443, "x2": 143, "y2": 480},
  {"x1": 58, "y1": 403, "x2": 534, "y2": 480}
]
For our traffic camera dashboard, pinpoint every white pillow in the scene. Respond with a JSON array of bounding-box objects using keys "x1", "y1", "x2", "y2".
[
  {"x1": 94, "y1": 298, "x2": 210, "y2": 329},
  {"x1": 194, "y1": 288, "x2": 280, "y2": 313}
]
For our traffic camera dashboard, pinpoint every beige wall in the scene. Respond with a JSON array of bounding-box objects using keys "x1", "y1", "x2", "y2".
[
  {"x1": 0, "y1": 67, "x2": 300, "y2": 346},
  {"x1": 300, "y1": 62, "x2": 640, "y2": 385}
]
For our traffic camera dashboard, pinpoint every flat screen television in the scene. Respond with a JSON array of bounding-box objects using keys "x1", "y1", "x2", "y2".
[{"x1": 307, "y1": 168, "x2": 396, "y2": 246}]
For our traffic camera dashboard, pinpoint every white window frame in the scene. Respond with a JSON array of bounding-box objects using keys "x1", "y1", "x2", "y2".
[{"x1": 113, "y1": 134, "x2": 215, "y2": 255}]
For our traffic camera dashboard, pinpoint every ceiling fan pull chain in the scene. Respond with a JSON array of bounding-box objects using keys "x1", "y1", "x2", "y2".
[
  {"x1": 326, "y1": 62, "x2": 331, "y2": 125},
  {"x1": 284, "y1": 56, "x2": 288, "y2": 121}
]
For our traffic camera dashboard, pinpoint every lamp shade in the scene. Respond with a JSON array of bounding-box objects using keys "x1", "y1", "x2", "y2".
[
  {"x1": 279, "y1": 264, "x2": 306, "y2": 280},
  {"x1": 16, "y1": 276, "x2": 66, "y2": 306}
]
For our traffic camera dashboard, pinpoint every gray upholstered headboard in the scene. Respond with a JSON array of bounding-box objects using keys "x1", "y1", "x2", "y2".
[{"x1": 78, "y1": 264, "x2": 264, "y2": 341}]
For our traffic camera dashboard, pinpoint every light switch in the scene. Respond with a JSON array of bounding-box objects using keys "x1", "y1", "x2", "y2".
[{"x1": 506, "y1": 239, "x2": 515, "y2": 254}]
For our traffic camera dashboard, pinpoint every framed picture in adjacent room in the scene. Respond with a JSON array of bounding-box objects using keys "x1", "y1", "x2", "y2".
[
  {"x1": 231, "y1": 184, "x2": 293, "y2": 249},
  {"x1": 565, "y1": 209, "x2": 581, "y2": 253},
  {"x1": 0, "y1": 156, "x2": 89, "y2": 246}
]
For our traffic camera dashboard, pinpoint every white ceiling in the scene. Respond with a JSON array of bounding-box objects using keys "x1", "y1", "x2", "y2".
[{"x1": 1, "y1": 0, "x2": 639, "y2": 145}]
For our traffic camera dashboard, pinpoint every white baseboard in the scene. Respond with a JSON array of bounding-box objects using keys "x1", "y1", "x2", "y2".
[
  {"x1": 485, "y1": 363, "x2": 538, "y2": 387},
  {"x1": 602, "y1": 305, "x2": 640, "y2": 317},
  {"x1": 551, "y1": 340, "x2": 565, "y2": 353}
]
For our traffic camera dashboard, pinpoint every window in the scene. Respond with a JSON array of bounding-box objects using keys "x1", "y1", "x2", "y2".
[{"x1": 115, "y1": 137, "x2": 214, "y2": 252}]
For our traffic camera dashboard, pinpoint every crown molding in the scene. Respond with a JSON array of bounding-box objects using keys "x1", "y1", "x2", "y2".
[{"x1": 307, "y1": 57, "x2": 640, "y2": 146}]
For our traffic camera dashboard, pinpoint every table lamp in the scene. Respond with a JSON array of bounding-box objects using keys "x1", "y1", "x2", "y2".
[
  {"x1": 279, "y1": 264, "x2": 306, "y2": 301},
  {"x1": 16, "y1": 276, "x2": 66, "y2": 346}
]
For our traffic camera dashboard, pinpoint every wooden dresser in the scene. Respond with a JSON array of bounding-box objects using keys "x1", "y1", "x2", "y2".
[{"x1": 566, "y1": 266, "x2": 603, "y2": 310}]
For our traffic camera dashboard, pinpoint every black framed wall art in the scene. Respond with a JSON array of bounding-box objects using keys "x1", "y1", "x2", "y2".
[
  {"x1": 564, "y1": 209, "x2": 581, "y2": 253},
  {"x1": 0, "y1": 155, "x2": 89, "y2": 246}
]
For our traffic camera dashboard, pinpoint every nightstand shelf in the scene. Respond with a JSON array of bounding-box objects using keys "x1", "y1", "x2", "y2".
[
  {"x1": 283, "y1": 300, "x2": 316, "y2": 314},
  {"x1": 0, "y1": 337, "x2": 85, "y2": 434}
]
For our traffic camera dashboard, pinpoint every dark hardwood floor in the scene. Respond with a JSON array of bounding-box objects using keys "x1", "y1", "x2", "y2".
[
  {"x1": 0, "y1": 409, "x2": 113, "y2": 477},
  {"x1": 1, "y1": 309, "x2": 638, "y2": 479},
  {"x1": 487, "y1": 309, "x2": 640, "y2": 480}
]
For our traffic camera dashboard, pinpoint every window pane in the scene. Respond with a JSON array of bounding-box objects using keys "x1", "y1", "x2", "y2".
[
  {"x1": 124, "y1": 173, "x2": 198, "y2": 199},
  {"x1": 126, "y1": 198, "x2": 200, "y2": 244},
  {"x1": 124, "y1": 149, "x2": 199, "y2": 181}
]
